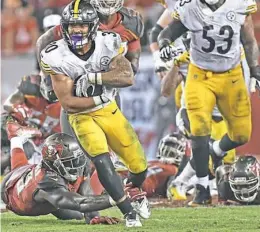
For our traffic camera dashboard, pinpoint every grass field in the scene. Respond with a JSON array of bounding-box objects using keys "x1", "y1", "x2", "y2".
[{"x1": 2, "y1": 206, "x2": 260, "y2": 232}]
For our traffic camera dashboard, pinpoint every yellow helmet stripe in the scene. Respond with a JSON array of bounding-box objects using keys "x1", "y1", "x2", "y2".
[{"x1": 73, "y1": 0, "x2": 81, "y2": 19}]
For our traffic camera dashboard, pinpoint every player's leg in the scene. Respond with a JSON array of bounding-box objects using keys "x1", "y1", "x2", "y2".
[
  {"x1": 68, "y1": 113, "x2": 141, "y2": 226},
  {"x1": 6, "y1": 119, "x2": 41, "y2": 170},
  {"x1": 211, "y1": 118, "x2": 236, "y2": 165},
  {"x1": 185, "y1": 64, "x2": 216, "y2": 206},
  {"x1": 91, "y1": 102, "x2": 150, "y2": 219},
  {"x1": 213, "y1": 65, "x2": 251, "y2": 163}
]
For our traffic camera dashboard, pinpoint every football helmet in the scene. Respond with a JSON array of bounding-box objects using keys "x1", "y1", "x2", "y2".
[
  {"x1": 157, "y1": 133, "x2": 186, "y2": 166},
  {"x1": 42, "y1": 133, "x2": 87, "y2": 182},
  {"x1": 39, "y1": 72, "x2": 58, "y2": 103},
  {"x1": 229, "y1": 156, "x2": 260, "y2": 203},
  {"x1": 90, "y1": 0, "x2": 124, "y2": 15},
  {"x1": 61, "y1": 0, "x2": 99, "y2": 50}
]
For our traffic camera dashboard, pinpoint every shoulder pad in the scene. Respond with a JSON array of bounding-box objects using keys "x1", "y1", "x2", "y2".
[
  {"x1": 119, "y1": 7, "x2": 144, "y2": 38},
  {"x1": 38, "y1": 171, "x2": 67, "y2": 190},
  {"x1": 18, "y1": 75, "x2": 41, "y2": 96},
  {"x1": 40, "y1": 41, "x2": 64, "y2": 75}
]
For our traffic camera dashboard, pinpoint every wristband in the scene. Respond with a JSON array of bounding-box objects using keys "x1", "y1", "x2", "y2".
[{"x1": 88, "y1": 73, "x2": 102, "y2": 85}]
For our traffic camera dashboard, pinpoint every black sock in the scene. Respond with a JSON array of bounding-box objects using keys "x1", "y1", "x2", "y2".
[
  {"x1": 92, "y1": 154, "x2": 132, "y2": 214},
  {"x1": 191, "y1": 135, "x2": 210, "y2": 177},
  {"x1": 126, "y1": 169, "x2": 147, "y2": 188},
  {"x1": 219, "y1": 134, "x2": 242, "y2": 151}
]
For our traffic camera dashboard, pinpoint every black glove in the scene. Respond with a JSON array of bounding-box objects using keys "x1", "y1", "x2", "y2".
[
  {"x1": 250, "y1": 66, "x2": 260, "y2": 81},
  {"x1": 159, "y1": 39, "x2": 173, "y2": 61}
]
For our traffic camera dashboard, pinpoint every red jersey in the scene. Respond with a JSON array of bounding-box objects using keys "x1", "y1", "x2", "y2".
[
  {"x1": 2, "y1": 164, "x2": 84, "y2": 216},
  {"x1": 53, "y1": 7, "x2": 143, "y2": 53},
  {"x1": 90, "y1": 161, "x2": 178, "y2": 197},
  {"x1": 18, "y1": 75, "x2": 61, "y2": 136}
]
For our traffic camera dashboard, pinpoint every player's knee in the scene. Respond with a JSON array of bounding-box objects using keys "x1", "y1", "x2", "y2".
[
  {"x1": 128, "y1": 160, "x2": 147, "y2": 175},
  {"x1": 190, "y1": 114, "x2": 211, "y2": 136},
  {"x1": 127, "y1": 169, "x2": 147, "y2": 188}
]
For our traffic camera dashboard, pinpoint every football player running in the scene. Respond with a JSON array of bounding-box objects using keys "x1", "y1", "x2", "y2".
[
  {"x1": 40, "y1": 1, "x2": 148, "y2": 227},
  {"x1": 1, "y1": 120, "x2": 144, "y2": 224},
  {"x1": 216, "y1": 155, "x2": 260, "y2": 205},
  {"x1": 158, "y1": 0, "x2": 260, "y2": 206}
]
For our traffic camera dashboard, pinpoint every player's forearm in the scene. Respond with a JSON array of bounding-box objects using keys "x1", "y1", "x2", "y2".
[
  {"x1": 125, "y1": 49, "x2": 141, "y2": 75},
  {"x1": 59, "y1": 96, "x2": 96, "y2": 113},
  {"x1": 158, "y1": 20, "x2": 188, "y2": 48},
  {"x1": 161, "y1": 65, "x2": 179, "y2": 97},
  {"x1": 100, "y1": 56, "x2": 134, "y2": 87},
  {"x1": 36, "y1": 27, "x2": 57, "y2": 63},
  {"x1": 241, "y1": 16, "x2": 259, "y2": 69}
]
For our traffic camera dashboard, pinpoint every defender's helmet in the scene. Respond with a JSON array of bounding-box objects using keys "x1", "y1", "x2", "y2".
[
  {"x1": 229, "y1": 156, "x2": 260, "y2": 203},
  {"x1": 42, "y1": 133, "x2": 87, "y2": 182},
  {"x1": 157, "y1": 133, "x2": 186, "y2": 166},
  {"x1": 61, "y1": 0, "x2": 99, "y2": 50},
  {"x1": 90, "y1": 0, "x2": 124, "y2": 15}
]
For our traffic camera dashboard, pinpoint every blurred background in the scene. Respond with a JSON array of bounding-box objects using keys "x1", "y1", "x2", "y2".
[{"x1": 1, "y1": 0, "x2": 260, "y2": 159}]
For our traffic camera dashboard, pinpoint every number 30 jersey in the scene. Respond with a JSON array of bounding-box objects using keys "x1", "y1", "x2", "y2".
[
  {"x1": 40, "y1": 31, "x2": 123, "y2": 112},
  {"x1": 173, "y1": 0, "x2": 257, "y2": 72}
]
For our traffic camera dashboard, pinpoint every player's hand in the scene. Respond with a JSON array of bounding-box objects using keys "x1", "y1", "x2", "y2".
[
  {"x1": 249, "y1": 77, "x2": 260, "y2": 93},
  {"x1": 160, "y1": 45, "x2": 173, "y2": 61},
  {"x1": 11, "y1": 104, "x2": 32, "y2": 123},
  {"x1": 89, "y1": 216, "x2": 121, "y2": 225},
  {"x1": 174, "y1": 51, "x2": 190, "y2": 66},
  {"x1": 124, "y1": 182, "x2": 147, "y2": 201},
  {"x1": 250, "y1": 66, "x2": 260, "y2": 82},
  {"x1": 93, "y1": 88, "x2": 116, "y2": 106},
  {"x1": 74, "y1": 75, "x2": 93, "y2": 97},
  {"x1": 153, "y1": 50, "x2": 169, "y2": 80}
]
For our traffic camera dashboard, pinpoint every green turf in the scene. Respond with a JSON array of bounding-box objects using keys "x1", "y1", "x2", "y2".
[{"x1": 2, "y1": 206, "x2": 260, "y2": 232}]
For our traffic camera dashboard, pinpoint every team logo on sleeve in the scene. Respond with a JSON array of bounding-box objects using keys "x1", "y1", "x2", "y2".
[
  {"x1": 226, "y1": 11, "x2": 236, "y2": 22},
  {"x1": 100, "y1": 56, "x2": 111, "y2": 71}
]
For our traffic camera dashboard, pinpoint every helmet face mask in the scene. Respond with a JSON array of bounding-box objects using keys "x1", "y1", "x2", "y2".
[
  {"x1": 229, "y1": 156, "x2": 260, "y2": 203},
  {"x1": 61, "y1": 1, "x2": 100, "y2": 50},
  {"x1": 157, "y1": 133, "x2": 186, "y2": 166},
  {"x1": 42, "y1": 133, "x2": 87, "y2": 182},
  {"x1": 90, "y1": 0, "x2": 124, "y2": 16}
]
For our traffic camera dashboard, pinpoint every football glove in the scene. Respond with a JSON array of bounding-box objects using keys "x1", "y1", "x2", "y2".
[
  {"x1": 160, "y1": 45, "x2": 173, "y2": 61},
  {"x1": 11, "y1": 104, "x2": 32, "y2": 124},
  {"x1": 89, "y1": 216, "x2": 121, "y2": 225},
  {"x1": 74, "y1": 75, "x2": 95, "y2": 97}
]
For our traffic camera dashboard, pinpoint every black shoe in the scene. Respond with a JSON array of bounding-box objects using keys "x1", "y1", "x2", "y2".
[
  {"x1": 188, "y1": 184, "x2": 212, "y2": 207},
  {"x1": 209, "y1": 139, "x2": 225, "y2": 172}
]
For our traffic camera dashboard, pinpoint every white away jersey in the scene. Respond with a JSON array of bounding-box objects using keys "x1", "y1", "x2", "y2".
[
  {"x1": 173, "y1": 0, "x2": 257, "y2": 72},
  {"x1": 165, "y1": 0, "x2": 178, "y2": 11},
  {"x1": 40, "y1": 31, "x2": 123, "y2": 113}
]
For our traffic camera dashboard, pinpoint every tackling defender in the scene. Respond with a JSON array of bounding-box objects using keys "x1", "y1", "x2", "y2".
[
  {"x1": 1, "y1": 119, "x2": 144, "y2": 224},
  {"x1": 40, "y1": 1, "x2": 148, "y2": 227},
  {"x1": 158, "y1": 0, "x2": 260, "y2": 206}
]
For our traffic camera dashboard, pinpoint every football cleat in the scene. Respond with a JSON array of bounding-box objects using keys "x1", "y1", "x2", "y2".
[
  {"x1": 188, "y1": 184, "x2": 212, "y2": 207},
  {"x1": 125, "y1": 210, "x2": 142, "y2": 227},
  {"x1": 6, "y1": 119, "x2": 42, "y2": 140},
  {"x1": 131, "y1": 195, "x2": 151, "y2": 219},
  {"x1": 167, "y1": 181, "x2": 187, "y2": 201}
]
